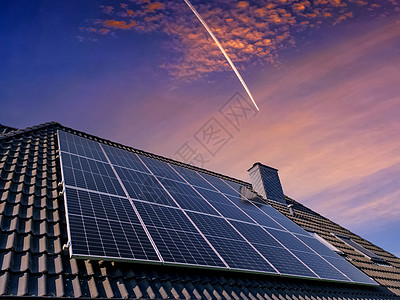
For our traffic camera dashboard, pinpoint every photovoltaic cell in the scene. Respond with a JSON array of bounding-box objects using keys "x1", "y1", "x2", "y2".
[
  {"x1": 115, "y1": 166, "x2": 178, "y2": 207},
  {"x1": 252, "y1": 243, "x2": 317, "y2": 278},
  {"x1": 267, "y1": 229, "x2": 315, "y2": 253},
  {"x1": 292, "y1": 250, "x2": 351, "y2": 281},
  {"x1": 133, "y1": 201, "x2": 198, "y2": 233},
  {"x1": 65, "y1": 187, "x2": 135, "y2": 222},
  {"x1": 171, "y1": 164, "x2": 216, "y2": 190},
  {"x1": 210, "y1": 201, "x2": 255, "y2": 223},
  {"x1": 58, "y1": 130, "x2": 377, "y2": 285},
  {"x1": 295, "y1": 234, "x2": 340, "y2": 258},
  {"x1": 239, "y1": 206, "x2": 287, "y2": 230},
  {"x1": 139, "y1": 155, "x2": 184, "y2": 182},
  {"x1": 200, "y1": 173, "x2": 239, "y2": 196},
  {"x1": 206, "y1": 236, "x2": 276, "y2": 273},
  {"x1": 195, "y1": 188, "x2": 233, "y2": 205},
  {"x1": 147, "y1": 226, "x2": 225, "y2": 267},
  {"x1": 159, "y1": 179, "x2": 218, "y2": 215},
  {"x1": 230, "y1": 221, "x2": 282, "y2": 248},
  {"x1": 229, "y1": 221, "x2": 317, "y2": 278},
  {"x1": 270, "y1": 217, "x2": 309, "y2": 235},
  {"x1": 187, "y1": 212, "x2": 244, "y2": 240},
  {"x1": 322, "y1": 255, "x2": 376, "y2": 284},
  {"x1": 256, "y1": 203, "x2": 290, "y2": 220},
  {"x1": 102, "y1": 144, "x2": 150, "y2": 174}
]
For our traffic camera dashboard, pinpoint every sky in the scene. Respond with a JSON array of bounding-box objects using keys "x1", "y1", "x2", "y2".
[{"x1": 1, "y1": 0, "x2": 399, "y2": 258}]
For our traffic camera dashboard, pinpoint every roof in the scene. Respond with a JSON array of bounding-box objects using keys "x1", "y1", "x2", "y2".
[
  {"x1": 0, "y1": 122, "x2": 400, "y2": 298},
  {"x1": 0, "y1": 123, "x2": 18, "y2": 136}
]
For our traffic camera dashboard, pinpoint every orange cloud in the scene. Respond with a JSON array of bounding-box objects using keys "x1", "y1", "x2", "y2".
[
  {"x1": 237, "y1": 1, "x2": 250, "y2": 8},
  {"x1": 146, "y1": 2, "x2": 164, "y2": 12},
  {"x1": 293, "y1": 3, "x2": 307, "y2": 11},
  {"x1": 98, "y1": 28, "x2": 110, "y2": 35},
  {"x1": 104, "y1": 20, "x2": 136, "y2": 29}
]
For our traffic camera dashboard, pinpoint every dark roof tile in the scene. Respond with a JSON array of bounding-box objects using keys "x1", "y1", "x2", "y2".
[
  {"x1": 0, "y1": 271, "x2": 10, "y2": 295},
  {"x1": 10, "y1": 272, "x2": 29, "y2": 296},
  {"x1": 0, "y1": 251, "x2": 13, "y2": 272},
  {"x1": 11, "y1": 252, "x2": 30, "y2": 273},
  {"x1": 113, "y1": 278, "x2": 130, "y2": 299},
  {"x1": 0, "y1": 231, "x2": 15, "y2": 251}
]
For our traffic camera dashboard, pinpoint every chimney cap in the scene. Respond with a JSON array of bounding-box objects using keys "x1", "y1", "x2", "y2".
[{"x1": 247, "y1": 162, "x2": 279, "y2": 172}]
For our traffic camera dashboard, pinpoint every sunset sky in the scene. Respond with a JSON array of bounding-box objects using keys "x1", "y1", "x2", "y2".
[{"x1": 1, "y1": 0, "x2": 399, "y2": 257}]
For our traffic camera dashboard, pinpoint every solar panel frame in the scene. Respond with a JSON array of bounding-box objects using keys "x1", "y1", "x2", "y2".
[
  {"x1": 58, "y1": 131, "x2": 163, "y2": 264},
  {"x1": 58, "y1": 130, "x2": 378, "y2": 285},
  {"x1": 62, "y1": 182, "x2": 161, "y2": 262}
]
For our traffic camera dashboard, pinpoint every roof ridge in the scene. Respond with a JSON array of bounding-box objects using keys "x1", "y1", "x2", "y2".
[
  {"x1": 0, "y1": 123, "x2": 18, "y2": 130},
  {"x1": 0, "y1": 123, "x2": 19, "y2": 137},
  {"x1": 0, "y1": 121, "x2": 61, "y2": 141}
]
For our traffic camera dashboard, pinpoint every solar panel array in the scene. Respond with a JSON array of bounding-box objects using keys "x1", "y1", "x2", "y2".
[{"x1": 58, "y1": 130, "x2": 377, "y2": 285}]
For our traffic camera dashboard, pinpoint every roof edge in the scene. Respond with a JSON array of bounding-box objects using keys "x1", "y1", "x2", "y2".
[
  {"x1": 0, "y1": 123, "x2": 19, "y2": 131},
  {"x1": 0, "y1": 121, "x2": 61, "y2": 141}
]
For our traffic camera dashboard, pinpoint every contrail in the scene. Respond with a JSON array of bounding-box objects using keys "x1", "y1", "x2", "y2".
[{"x1": 183, "y1": 0, "x2": 260, "y2": 111}]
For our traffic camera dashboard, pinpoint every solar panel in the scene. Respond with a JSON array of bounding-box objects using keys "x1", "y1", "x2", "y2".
[
  {"x1": 58, "y1": 130, "x2": 377, "y2": 285},
  {"x1": 133, "y1": 201, "x2": 226, "y2": 267},
  {"x1": 65, "y1": 187, "x2": 159, "y2": 261},
  {"x1": 61, "y1": 152, "x2": 125, "y2": 196},
  {"x1": 58, "y1": 131, "x2": 107, "y2": 162}
]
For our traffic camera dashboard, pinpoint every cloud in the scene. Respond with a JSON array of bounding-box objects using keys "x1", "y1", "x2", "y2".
[
  {"x1": 237, "y1": 1, "x2": 250, "y2": 8},
  {"x1": 80, "y1": 0, "x2": 399, "y2": 80},
  {"x1": 146, "y1": 2, "x2": 164, "y2": 12},
  {"x1": 103, "y1": 20, "x2": 136, "y2": 29},
  {"x1": 104, "y1": 5, "x2": 114, "y2": 14}
]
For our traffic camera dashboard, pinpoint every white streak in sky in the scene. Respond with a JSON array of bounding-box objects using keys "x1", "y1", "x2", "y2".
[{"x1": 183, "y1": 0, "x2": 260, "y2": 111}]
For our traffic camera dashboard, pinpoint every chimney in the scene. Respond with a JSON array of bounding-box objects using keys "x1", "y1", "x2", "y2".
[{"x1": 247, "y1": 163, "x2": 287, "y2": 204}]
